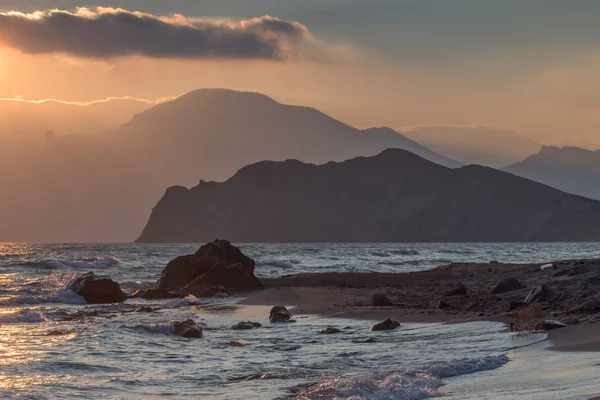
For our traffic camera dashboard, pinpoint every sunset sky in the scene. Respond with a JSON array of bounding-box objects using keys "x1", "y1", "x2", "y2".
[{"x1": 1, "y1": 0, "x2": 600, "y2": 147}]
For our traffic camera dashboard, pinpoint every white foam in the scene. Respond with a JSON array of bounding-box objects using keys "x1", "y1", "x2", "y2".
[
  {"x1": 0, "y1": 309, "x2": 48, "y2": 324},
  {"x1": 4, "y1": 289, "x2": 86, "y2": 305}
]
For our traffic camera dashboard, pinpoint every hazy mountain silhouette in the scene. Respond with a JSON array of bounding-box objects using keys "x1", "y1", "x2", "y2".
[
  {"x1": 504, "y1": 146, "x2": 600, "y2": 201},
  {"x1": 402, "y1": 125, "x2": 541, "y2": 168},
  {"x1": 0, "y1": 89, "x2": 458, "y2": 242},
  {"x1": 138, "y1": 149, "x2": 600, "y2": 243}
]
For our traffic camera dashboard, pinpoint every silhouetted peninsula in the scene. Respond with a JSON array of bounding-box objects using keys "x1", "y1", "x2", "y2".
[{"x1": 137, "y1": 149, "x2": 600, "y2": 243}]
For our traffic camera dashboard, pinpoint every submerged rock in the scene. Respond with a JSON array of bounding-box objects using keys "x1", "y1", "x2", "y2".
[
  {"x1": 158, "y1": 240, "x2": 262, "y2": 292},
  {"x1": 231, "y1": 321, "x2": 262, "y2": 330},
  {"x1": 372, "y1": 293, "x2": 393, "y2": 306},
  {"x1": 66, "y1": 272, "x2": 126, "y2": 304},
  {"x1": 130, "y1": 288, "x2": 178, "y2": 300},
  {"x1": 320, "y1": 327, "x2": 342, "y2": 334},
  {"x1": 173, "y1": 319, "x2": 203, "y2": 338},
  {"x1": 370, "y1": 318, "x2": 400, "y2": 331},
  {"x1": 491, "y1": 278, "x2": 523, "y2": 295},
  {"x1": 269, "y1": 305, "x2": 292, "y2": 323}
]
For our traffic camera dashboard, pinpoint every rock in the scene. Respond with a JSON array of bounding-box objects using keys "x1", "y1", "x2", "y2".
[
  {"x1": 136, "y1": 306, "x2": 155, "y2": 313},
  {"x1": 491, "y1": 278, "x2": 523, "y2": 295},
  {"x1": 66, "y1": 272, "x2": 126, "y2": 304},
  {"x1": 559, "y1": 316, "x2": 579, "y2": 326},
  {"x1": 535, "y1": 320, "x2": 567, "y2": 331},
  {"x1": 489, "y1": 260, "x2": 500, "y2": 264},
  {"x1": 173, "y1": 319, "x2": 203, "y2": 338},
  {"x1": 320, "y1": 327, "x2": 342, "y2": 334},
  {"x1": 429, "y1": 300, "x2": 449, "y2": 309},
  {"x1": 176, "y1": 275, "x2": 226, "y2": 298},
  {"x1": 568, "y1": 265, "x2": 591, "y2": 277},
  {"x1": 444, "y1": 283, "x2": 467, "y2": 297},
  {"x1": 370, "y1": 318, "x2": 400, "y2": 331},
  {"x1": 525, "y1": 284, "x2": 555, "y2": 303},
  {"x1": 231, "y1": 321, "x2": 262, "y2": 330},
  {"x1": 372, "y1": 293, "x2": 393, "y2": 306},
  {"x1": 130, "y1": 288, "x2": 179, "y2": 300},
  {"x1": 363, "y1": 337, "x2": 378, "y2": 343},
  {"x1": 269, "y1": 305, "x2": 293, "y2": 323},
  {"x1": 158, "y1": 240, "x2": 261, "y2": 291},
  {"x1": 500, "y1": 301, "x2": 525, "y2": 312}
]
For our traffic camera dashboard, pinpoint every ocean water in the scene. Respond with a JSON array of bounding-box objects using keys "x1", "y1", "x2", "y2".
[{"x1": 1, "y1": 243, "x2": 600, "y2": 399}]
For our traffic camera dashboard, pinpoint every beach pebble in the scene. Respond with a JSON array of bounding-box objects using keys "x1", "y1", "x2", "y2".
[{"x1": 370, "y1": 318, "x2": 400, "y2": 331}]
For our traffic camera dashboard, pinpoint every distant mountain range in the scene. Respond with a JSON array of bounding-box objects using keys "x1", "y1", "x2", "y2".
[
  {"x1": 505, "y1": 146, "x2": 600, "y2": 201},
  {"x1": 402, "y1": 125, "x2": 541, "y2": 168},
  {"x1": 0, "y1": 89, "x2": 458, "y2": 242},
  {"x1": 138, "y1": 149, "x2": 600, "y2": 243}
]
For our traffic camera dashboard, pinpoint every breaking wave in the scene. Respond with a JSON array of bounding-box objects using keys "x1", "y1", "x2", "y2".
[
  {"x1": 0, "y1": 308, "x2": 48, "y2": 324},
  {"x1": 3, "y1": 289, "x2": 86, "y2": 306}
]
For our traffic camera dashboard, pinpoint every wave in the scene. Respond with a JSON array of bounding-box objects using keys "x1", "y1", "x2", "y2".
[
  {"x1": 3, "y1": 289, "x2": 86, "y2": 306},
  {"x1": 259, "y1": 259, "x2": 301, "y2": 269},
  {"x1": 19, "y1": 257, "x2": 122, "y2": 270},
  {"x1": 296, "y1": 355, "x2": 509, "y2": 399},
  {"x1": 0, "y1": 309, "x2": 48, "y2": 324},
  {"x1": 379, "y1": 259, "x2": 453, "y2": 267}
]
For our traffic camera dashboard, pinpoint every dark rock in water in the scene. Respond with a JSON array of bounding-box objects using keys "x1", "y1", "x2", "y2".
[
  {"x1": 489, "y1": 260, "x2": 500, "y2": 264},
  {"x1": 130, "y1": 288, "x2": 178, "y2": 300},
  {"x1": 158, "y1": 240, "x2": 261, "y2": 291},
  {"x1": 535, "y1": 320, "x2": 568, "y2": 331},
  {"x1": 370, "y1": 318, "x2": 400, "y2": 331},
  {"x1": 500, "y1": 300, "x2": 525, "y2": 312},
  {"x1": 429, "y1": 299, "x2": 449, "y2": 309},
  {"x1": 136, "y1": 306, "x2": 155, "y2": 313},
  {"x1": 46, "y1": 330, "x2": 66, "y2": 336},
  {"x1": 525, "y1": 284, "x2": 555, "y2": 303},
  {"x1": 269, "y1": 305, "x2": 292, "y2": 323},
  {"x1": 66, "y1": 272, "x2": 126, "y2": 304},
  {"x1": 372, "y1": 293, "x2": 393, "y2": 306},
  {"x1": 491, "y1": 278, "x2": 523, "y2": 295},
  {"x1": 320, "y1": 327, "x2": 342, "y2": 334},
  {"x1": 173, "y1": 319, "x2": 203, "y2": 338},
  {"x1": 176, "y1": 274, "x2": 227, "y2": 298},
  {"x1": 444, "y1": 283, "x2": 467, "y2": 297},
  {"x1": 363, "y1": 337, "x2": 378, "y2": 343},
  {"x1": 231, "y1": 321, "x2": 262, "y2": 330}
]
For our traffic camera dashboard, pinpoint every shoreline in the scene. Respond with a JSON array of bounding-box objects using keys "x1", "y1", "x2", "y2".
[{"x1": 237, "y1": 258, "x2": 600, "y2": 352}]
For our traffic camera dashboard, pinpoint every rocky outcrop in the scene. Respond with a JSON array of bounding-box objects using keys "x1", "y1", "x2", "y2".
[
  {"x1": 173, "y1": 319, "x2": 203, "y2": 338},
  {"x1": 370, "y1": 318, "x2": 400, "y2": 331},
  {"x1": 491, "y1": 278, "x2": 523, "y2": 295},
  {"x1": 176, "y1": 275, "x2": 226, "y2": 298},
  {"x1": 66, "y1": 272, "x2": 126, "y2": 304},
  {"x1": 320, "y1": 327, "x2": 342, "y2": 334},
  {"x1": 269, "y1": 305, "x2": 292, "y2": 323},
  {"x1": 157, "y1": 240, "x2": 261, "y2": 293},
  {"x1": 231, "y1": 321, "x2": 262, "y2": 330}
]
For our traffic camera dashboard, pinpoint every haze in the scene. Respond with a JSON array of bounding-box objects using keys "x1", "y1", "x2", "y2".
[{"x1": 1, "y1": 1, "x2": 600, "y2": 242}]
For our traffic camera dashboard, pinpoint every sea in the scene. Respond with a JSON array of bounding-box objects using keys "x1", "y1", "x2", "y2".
[{"x1": 1, "y1": 243, "x2": 600, "y2": 400}]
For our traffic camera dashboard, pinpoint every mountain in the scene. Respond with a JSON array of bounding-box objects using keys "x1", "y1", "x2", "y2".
[
  {"x1": 504, "y1": 146, "x2": 600, "y2": 201},
  {"x1": 402, "y1": 125, "x2": 541, "y2": 168},
  {"x1": 0, "y1": 89, "x2": 458, "y2": 242},
  {"x1": 137, "y1": 149, "x2": 600, "y2": 243}
]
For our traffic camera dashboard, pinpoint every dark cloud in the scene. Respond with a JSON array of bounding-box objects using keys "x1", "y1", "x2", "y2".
[{"x1": 0, "y1": 8, "x2": 314, "y2": 60}]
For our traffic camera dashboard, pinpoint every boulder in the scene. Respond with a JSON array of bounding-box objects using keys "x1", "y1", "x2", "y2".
[
  {"x1": 66, "y1": 272, "x2": 126, "y2": 304},
  {"x1": 320, "y1": 327, "x2": 342, "y2": 334},
  {"x1": 173, "y1": 319, "x2": 203, "y2": 338},
  {"x1": 370, "y1": 318, "x2": 400, "y2": 331},
  {"x1": 130, "y1": 288, "x2": 179, "y2": 300},
  {"x1": 444, "y1": 283, "x2": 467, "y2": 297},
  {"x1": 525, "y1": 284, "x2": 555, "y2": 303},
  {"x1": 158, "y1": 240, "x2": 261, "y2": 291},
  {"x1": 269, "y1": 305, "x2": 292, "y2": 323},
  {"x1": 491, "y1": 278, "x2": 522, "y2": 295},
  {"x1": 372, "y1": 293, "x2": 393, "y2": 306},
  {"x1": 231, "y1": 321, "x2": 262, "y2": 330},
  {"x1": 176, "y1": 275, "x2": 226, "y2": 298}
]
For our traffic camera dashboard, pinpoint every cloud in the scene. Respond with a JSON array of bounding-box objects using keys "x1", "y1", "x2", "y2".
[
  {"x1": 0, "y1": 95, "x2": 176, "y2": 106},
  {"x1": 0, "y1": 7, "x2": 317, "y2": 61}
]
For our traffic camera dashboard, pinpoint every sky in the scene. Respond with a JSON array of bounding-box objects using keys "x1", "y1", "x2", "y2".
[{"x1": 1, "y1": 1, "x2": 600, "y2": 147}]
